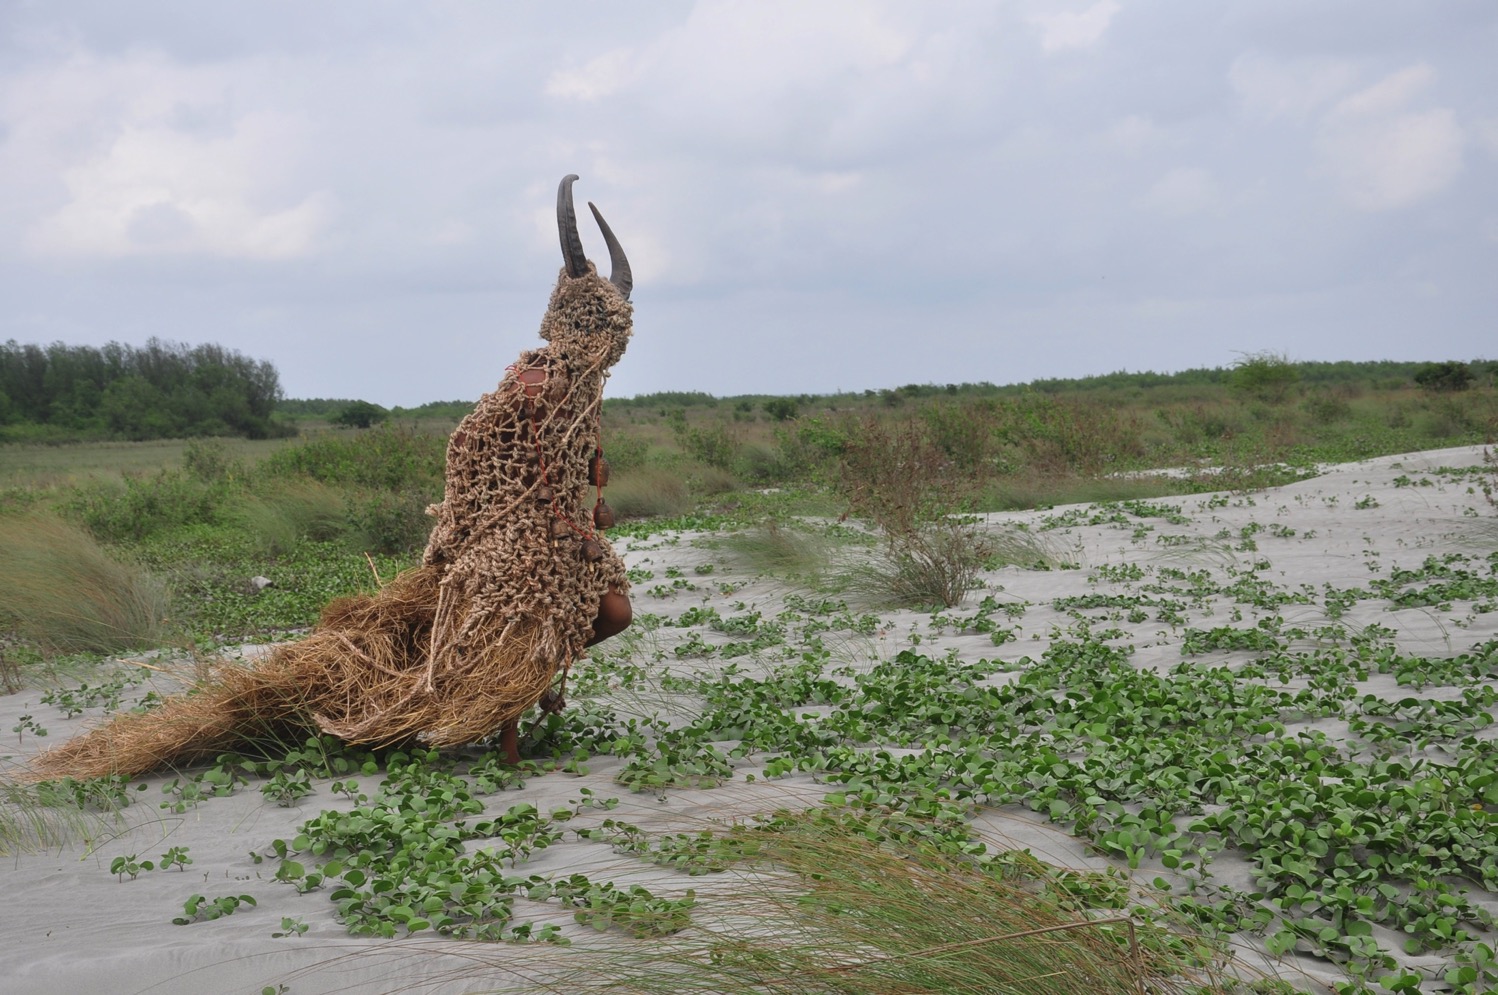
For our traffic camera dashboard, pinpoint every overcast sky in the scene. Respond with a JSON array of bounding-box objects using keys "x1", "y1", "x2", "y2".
[{"x1": 1, "y1": 2, "x2": 1494, "y2": 406}]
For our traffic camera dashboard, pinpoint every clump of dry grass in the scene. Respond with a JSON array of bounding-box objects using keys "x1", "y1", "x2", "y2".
[
  {"x1": 497, "y1": 810, "x2": 1211, "y2": 995},
  {"x1": 847, "y1": 519, "x2": 1057, "y2": 610},
  {"x1": 834, "y1": 416, "x2": 1060, "y2": 608},
  {"x1": 0, "y1": 514, "x2": 170, "y2": 654}
]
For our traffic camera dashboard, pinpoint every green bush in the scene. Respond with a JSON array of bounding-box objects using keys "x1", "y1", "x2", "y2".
[
  {"x1": 762, "y1": 397, "x2": 799, "y2": 422},
  {"x1": 923, "y1": 399, "x2": 999, "y2": 470},
  {"x1": 345, "y1": 487, "x2": 436, "y2": 555},
  {"x1": 260, "y1": 424, "x2": 444, "y2": 490},
  {"x1": 1229, "y1": 351, "x2": 1299, "y2": 402},
  {"x1": 1413, "y1": 361, "x2": 1475, "y2": 393},
  {"x1": 672, "y1": 419, "x2": 740, "y2": 471},
  {"x1": 602, "y1": 432, "x2": 649, "y2": 473},
  {"x1": 66, "y1": 470, "x2": 230, "y2": 543},
  {"x1": 987, "y1": 395, "x2": 1144, "y2": 475},
  {"x1": 334, "y1": 400, "x2": 390, "y2": 428},
  {"x1": 1302, "y1": 392, "x2": 1351, "y2": 424},
  {"x1": 770, "y1": 417, "x2": 849, "y2": 482},
  {"x1": 182, "y1": 439, "x2": 242, "y2": 483}
]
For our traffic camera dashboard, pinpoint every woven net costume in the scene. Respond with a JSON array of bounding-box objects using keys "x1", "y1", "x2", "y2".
[{"x1": 29, "y1": 175, "x2": 635, "y2": 780}]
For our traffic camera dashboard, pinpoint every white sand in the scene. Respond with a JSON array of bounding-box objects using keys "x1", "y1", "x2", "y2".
[{"x1": 2, "y1": 444, "x2": 1495, "y2": 994}]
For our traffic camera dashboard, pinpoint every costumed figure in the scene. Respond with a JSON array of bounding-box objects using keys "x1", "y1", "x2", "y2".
[{"x1": 28, "y1": 175, "x2": 634, "y2": 779}]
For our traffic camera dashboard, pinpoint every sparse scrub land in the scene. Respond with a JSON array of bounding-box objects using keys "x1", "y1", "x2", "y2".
[{"x1": 2, "y1": 358, "x2": 1498, "y2": 993}]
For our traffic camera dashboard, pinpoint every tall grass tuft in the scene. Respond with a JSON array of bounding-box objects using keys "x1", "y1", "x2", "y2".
[
  {"x1": 229, "y1": 480, "x2": 347, "y2": 557},
  {"x1": 848, "y1": 520, "x2": 1057, "y2": 610},
  {"x1": 607, "y1": 467, "x2": 696, "y2": 520},
  {"x1": 722, "y1": 520, "x2": 849, "y2": 585},
  {"x1": 0, "y1": 779, "x2": 119, "y2": 857},
  {"x1": 0, "y1": 514, "x2": 170, "y2": 653},
  {"x1": 837, "y1": 417, "x2": 1012, "y2": 607},
  {"x1": 525, "y1": 809, "x2": 1205, "y2": 995}
]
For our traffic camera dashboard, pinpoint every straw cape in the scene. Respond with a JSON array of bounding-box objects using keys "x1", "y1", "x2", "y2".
[{"x1": 29, "y1": 175, "x2": 635, "y2": 781}]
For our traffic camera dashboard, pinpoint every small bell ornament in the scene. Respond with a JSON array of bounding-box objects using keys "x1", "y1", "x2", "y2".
[
  {"x1": 593, "y1": 498, "x2": 615, "y2": 529},
  {"x1": 588, "y1": 453, "x2": 611, "y2": 487}
]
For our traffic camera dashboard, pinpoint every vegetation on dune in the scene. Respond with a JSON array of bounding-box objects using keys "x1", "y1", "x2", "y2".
[
  {"x1": 0, "y1": 513, "x2": 169, "y2": 654},
  {"x1": 2, "y1": 359, "x2": 1498, "y2": 990},
  {"x1": 0, "y1": 357, "x2": 1493, "y2": 650}
]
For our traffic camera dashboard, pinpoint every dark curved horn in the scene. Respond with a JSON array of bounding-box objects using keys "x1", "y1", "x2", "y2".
[
  {"x1": 589, "y1": 202, "x2": 632, "y2": 300},
  {"x1": 557, "y1": 174, "x2": 588, "y2": 279}
]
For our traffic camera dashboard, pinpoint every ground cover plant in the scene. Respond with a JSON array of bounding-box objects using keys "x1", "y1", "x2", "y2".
[
  {"x1": 1, "y1": 366, "x2": 1497, "y2": 993},
  {"x1": 9, "y1": 473, "x2": 1496, "y2": 992}
]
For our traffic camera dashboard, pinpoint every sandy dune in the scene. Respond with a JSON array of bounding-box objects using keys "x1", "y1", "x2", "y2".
[{"x1": 2, "y1": 445, "x2": 1495, "y2": 995}]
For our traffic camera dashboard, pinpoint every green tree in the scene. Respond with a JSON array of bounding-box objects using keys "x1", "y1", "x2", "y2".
[
  {"x1": 1412, "y1": 361, "x2": 1475, "y2": 393},
  {"x1": 334, "y1": 400, "x2": 390, "y2": 428},
  {"x1": 763, "y1": 397, "x2": 800, "y2": 422},
  {"x1": 1229, "y1": 351, "x2": 1299, "y2": 403}
]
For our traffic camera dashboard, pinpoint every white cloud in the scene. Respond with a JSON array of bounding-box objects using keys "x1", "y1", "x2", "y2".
[
  {"x1": 1029, "y1": 1, "x2": 1121, "y2": 54},
  {"x1": 1315, "y1": 65, "x2": 1464, "y2": 211},
  {"x1": 548, "y1": 0, "x2": 910, "y2": 108},
  {"x1": 1333, "y1": 64, "x2": 1434, "y2": 118},
  {"x1": 5, "y1": 52, "x2": 331, "y2": 259},
  {"x1": 1228, "y1": 53, "x2": 1356, "y2": 122},
  {"x1": 1104, "y1": 114, "x2": 1159, "y2": 154},
  {"x1": 545, "y1": 48, "x2": 642, "y2": 102},
  {"x1": 1469, "y1": 117, "x2": 1498, "y2": 160},
  {"x1": 1141, "y1": 166, "x2": 1219, "y2": 216}
]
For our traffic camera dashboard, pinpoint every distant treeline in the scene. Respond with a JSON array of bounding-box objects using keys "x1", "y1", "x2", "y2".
[
  {"x1": 0, "y1": 339, "x2": 289, "y2": 441},
  {"x1": 1021, "y1": 359, "x2": 1494, "y2": 395},
  {"x1": 600, "y1": 359, "x2": 1492, "y2": 413},
  {"x1": 7, "y1": 346, "x2": 1490, "y2": 446},
  {"x1": 277, "y1": 398, "x2": 475, "y2": 422}
]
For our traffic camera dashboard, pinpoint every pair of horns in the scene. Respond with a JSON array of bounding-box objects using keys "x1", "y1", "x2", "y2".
[{"x1": 557, "y1": 174, "x2": 632, "y2": 300}]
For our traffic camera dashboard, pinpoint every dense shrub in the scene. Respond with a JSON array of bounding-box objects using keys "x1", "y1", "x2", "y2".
[
  {"x1": 990, "y1": 395, "x2": 1145, "y2": 475},
  {"x1": 334, "y1": 400, "x2": 390, "y2": 428},
  {"x1": 762, "y1": 397, "x2": 799, "y2": 422},
  {"x1": 345, "y1": 487, "x2": 435, "y2": 554},
  {"x1": 1229, "y1": 351, "x2": 1299, "y2": 402},
  {"x1": 923, "y1": 400, "x2": 1000, "y2": 470},
  {"x1": 601, "y1": 432, "x2": 649, "y2": 473},
  {"x1": 1413, "y1": 361, "x2": 1475, "y2": 393},
  {"x1": 66, "y1": 470, "x2": 230, "y2": 543},
  {"x1": 260, "y1": 425, "x2": 445, "y2": 490}
]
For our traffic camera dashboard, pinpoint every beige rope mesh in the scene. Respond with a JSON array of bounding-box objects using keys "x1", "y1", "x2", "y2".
[{"x1": 28, "y1": 268, "x2": 632, "y2": 780}]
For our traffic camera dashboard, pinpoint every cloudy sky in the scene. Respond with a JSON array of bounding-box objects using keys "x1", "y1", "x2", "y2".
[{"x1": 1, "y1": 2, "x2": 1494, "y2": 406}]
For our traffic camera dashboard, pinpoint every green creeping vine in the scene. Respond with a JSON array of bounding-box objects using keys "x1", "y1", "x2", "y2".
[
  {"x1": 258, "y1": 752, "x2": 691, "y2": 941},
  {"x1": 583, "y1": 622, "x2": 1497, "y2": 992}
]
